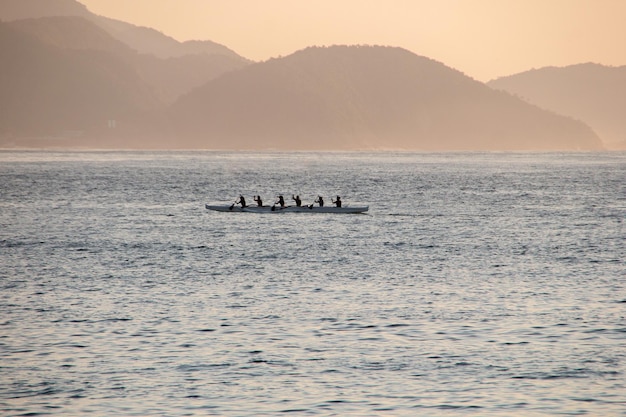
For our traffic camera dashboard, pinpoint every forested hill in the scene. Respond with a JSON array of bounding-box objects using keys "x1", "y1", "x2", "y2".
[
  {"x1": 169, "y1": 45, "x2": 602, "y2": 150},
  {"x1": 488, "y1": 63, "x2": 626, "y2": 150},
  {"x1": 0, "y1": 0, "x2": 604, "y2": 150}
]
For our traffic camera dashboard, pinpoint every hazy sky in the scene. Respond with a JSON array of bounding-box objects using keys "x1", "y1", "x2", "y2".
[{"x1": 80, "y1": 0, "x2": 626, "y2": 81}]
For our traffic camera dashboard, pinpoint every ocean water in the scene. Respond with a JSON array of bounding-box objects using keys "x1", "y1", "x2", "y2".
[{"x1": 0, "y1": 150, "x2": 624, "y2": 416}]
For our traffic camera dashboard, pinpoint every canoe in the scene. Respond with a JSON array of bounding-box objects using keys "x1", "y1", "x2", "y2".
[{"x1": 205, "y1": 204, "x2": 368, "y2": 214}]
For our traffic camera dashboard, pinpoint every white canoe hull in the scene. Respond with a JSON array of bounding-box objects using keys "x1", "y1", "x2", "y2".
[{"x1": 205, "y1": 204, "x2": 368, "y2": 214}]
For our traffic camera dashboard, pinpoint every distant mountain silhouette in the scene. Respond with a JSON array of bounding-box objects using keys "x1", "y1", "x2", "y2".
[
  {"x1": 5, "y1": 16, "x2": 249, "y2": 104},
  {"x1": 0, "y1": 21, "x2": 159, "y2": 142},
  {"x1": 0, "y1": 12, "x2": 249, "y2": 145},
  {"x1": 0, "y1": 0, "x2": 91, "y2": 20},
  {"x1": 169, "y1": 46, "x2": 602, "y2": 150},
  {"x1": 94, "y1": 16, "x2": 244, "y2": 61},
  {"x1": 7, "y1": 16, "x2": 135, "y2": 55},
  {"x1": 488, "y1": 63, "x2": 626, "y2": 150},
  {"x1": 0, "y1": 1, "x2": 604, "y2": 150},
  {"x1": 0, "y1": 0, "x2": 249, "y2": 61}
]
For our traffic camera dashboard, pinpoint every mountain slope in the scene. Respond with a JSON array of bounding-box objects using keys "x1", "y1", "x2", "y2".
[
  {"x1": 95, "y1": 16, "x2": 244, "y2": 60},
  {"x1": 6, "y1": 16, "x2": 248, "y2": 104},
  {"x1": 0, "y1": 0, "x2": 91, "y2": 20},
  {"x1": 6, "y1": 16, "x2": 135, "y2": 55},
  {"x1": 0, "y1": 0, "x2": 250, "y2": 62},
  {"x1": 0, "y1": 15, "x2": 249, "y2": 146},
  {"x1": 170, "y1": 45, "x2": 602, "y2": 150},
  {"x1": 0, "y1": 22, "x2": 159, "y2": 140},
  {"x1": 488, "y1": 63, "x2": 626, "y2": 149}
]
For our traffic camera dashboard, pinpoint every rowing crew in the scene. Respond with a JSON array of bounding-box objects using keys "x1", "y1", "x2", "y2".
[{"x1": 234, "y1": 194, "x2": 342, "y2": 209}]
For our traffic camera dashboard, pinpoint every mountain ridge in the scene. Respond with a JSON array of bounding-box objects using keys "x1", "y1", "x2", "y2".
[
  {"x1": 0, "y1": 1, "x2": 606, "y2": 150},
  {"x1": 167, "y1": 45, "x2": 602, "y2": 151},
  {"x1": 0, "y1": 21, "x2": 160, "y2": 141},
  {"x1": 0, "y1": 0, "x2": 249, "y2": 62},
  {"x1": 4, "y1": 16, "x2": 250, "y2": 105},
  {"x1": 488, "y1": 63, "x2": 626, "y2": 149}
]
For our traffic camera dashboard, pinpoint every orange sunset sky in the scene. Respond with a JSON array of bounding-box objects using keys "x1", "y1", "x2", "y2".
[{"x1": 79, "y1": 0, "x2": 626, "y2": 81}]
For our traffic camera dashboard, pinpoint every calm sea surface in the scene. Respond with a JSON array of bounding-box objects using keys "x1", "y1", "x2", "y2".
[{"x1": 0, "y1": 151, "x2": 624, "y2": 416}]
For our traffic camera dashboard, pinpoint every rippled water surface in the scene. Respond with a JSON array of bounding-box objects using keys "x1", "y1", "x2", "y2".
[{"x1": 1, "y1": 151, "x2": 624, "y2": 416}]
